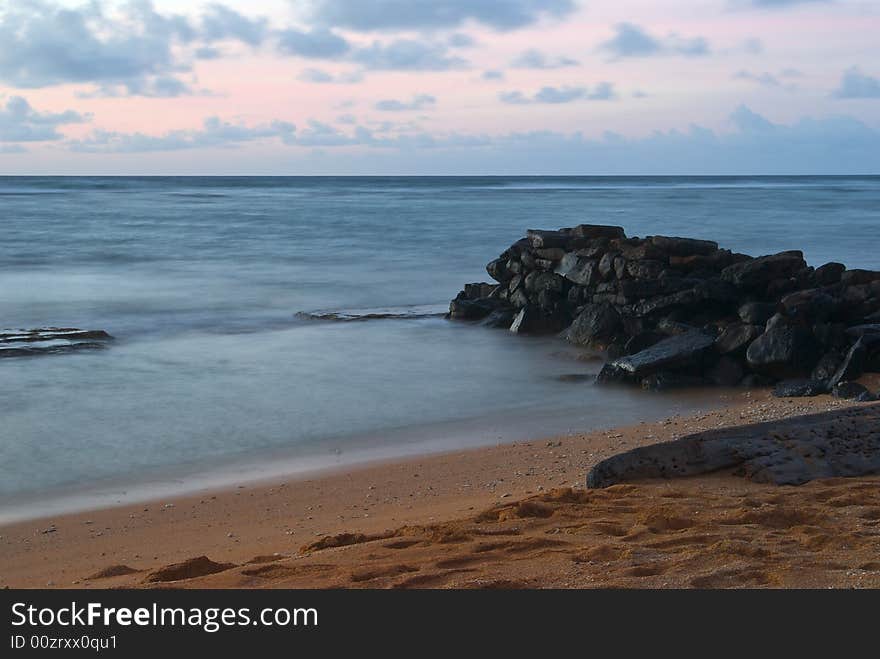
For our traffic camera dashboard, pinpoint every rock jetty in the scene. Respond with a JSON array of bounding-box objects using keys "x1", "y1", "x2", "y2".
[{"x1": 449, "y1": 225, "x2": 880, "y2": 395}]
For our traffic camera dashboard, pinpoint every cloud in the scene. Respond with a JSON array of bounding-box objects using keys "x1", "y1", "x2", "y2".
[
  {"x1": 200, "y1": 4, "x2": 268, "y2": 46},
  {"x1": 44, "y1": 106, "x2": 880, "y2": 176},
  {"x1": 500, "y1": 83, "x2": 616, "y2": 104},
  {"x1": 305, "y1": 0, "x2": 576, "y2": 32},
  {"x1": 599, "y1": 23, "x2": 710, "y2": 59},
  {"x1": 447, "y1": 33, "x2": 477, "y2": 48},
  {"x1": 832, "y1": 67, "x2": 880, "y2": 99},
  {"x1": 69, "y1": 116, "x2": 296, "y2": 153},
  {"x1": 277, "y1": 27, "x2": 351, "y2": 58},
  {"x1": 352, "y1": 40, "x2": 468, "y2": 71},
  {"x1": 734, "y1": 0, "x2": 833, "y2": 7},
  {"x1": 511, "y1": 49, "x2": 579, "y2": 69},
  {"x1": 0, "y1": 1, "x2": 191, "y2": 93},
  {"x1": 299, "y1": 68, "x2": 363, "y2": 84},
  {"x1": 0, "y1": 96, "x2": 90, "y2": 143},
  {"x1": 375, "y1": 94, "x2": 437, "y2": 111},
  {"x1": 733, "y1": 69, "x2": 800, "y2": 90},
  {"x1": 482, "y1": 70, "x2": 505, "y2": 81},
  {"x1": 0, "y1": 1, "x2": 272, "y2": 97}
]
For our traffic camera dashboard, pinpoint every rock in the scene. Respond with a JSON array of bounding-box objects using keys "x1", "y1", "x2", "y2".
[
  {"x1": 745, "y1": 324, "x2": 821, "y2": 379},
  {"x1": 463, "y1": 282, "x2": 496, "y2": 299},
  {"x1": 765, "y1": 312, "x2": 788, "y2": 331},
  {"x1": 481, "y1": 308, "x2": 516, "y2": 329},
  {"x1": 509, "y1": 288, "x2": 530, "y2": 309},
  {"x1": 0, "y1": 328, "x2": 114, "y2": 358},
  {"x1": 564, "y1": 303, "x2": 621, "y2": 347},
  {"x1": 535, "y1": 247, "x2": 566, "y2": 262},
  {"x1": 486, "y1": 258, "x2": 509, "y2": 282},
  {"x1": 721, "y1": 251, "x2": 806, "y2": 289},
  {"x1": 715, "y1": 323, "x2": 763, "y2": 355},
  {"x1": 526, "y1": 229, "x2": 570, "y2": 249},
  {"x1": 650, "y1": 235, "x2": 718, "y2": 256},
  {"x1": 772, "y1": 379, "x2": 827, "y2": 398},
  {"x1": 598, "y1": 251, "x2": 619, "y2": 280},
  {"x1": 827, "y1": 338, "x2": 867, "y2": 388},
  {"x1": 814, "y1": 262, "x2": 845, "y2": 286},
  {"x1": 623, "y1": 331, "x2": 664, "y2": 355},
  {"x1": 555, "y1": 253, "x2": 598, "y2": 287},
  {"x1": 595, "y1": 362, "x2": 629, "y2": 384},
  {"x1": 738, "y1": 302, "x2": 777, "y2": 325},
  {"x1": 812, "y1": 351, "x2": 844, "y2": 381},
  {"x1": 587, "y1": 403, "x2": 880, "y2": 487},
  {"x1": 145, "y1": 556, "x2": 236, "y2": 583},
  {"x1": 571, "y1": 224, "x2": 626, "y2": 240},
  {"x1": 608, "y1": 329, "x2": 716, "y2": 378},
  {"x1": 448, "y1": 296, "x2": 505, "y2": 321},
  {"x1": 509, "y1": 306, "x2": 564, "y2": 335},
  {"x1": 846, "y1": 324, "x2": 880, "y2": 339},
  {"x1": 780, "y1": 288, "x2": 837, "y2": 321},
  {"x1": 640, "y1": 371, "x2": 706, "y2": 390},
  {"x1": 840, "y1": 269, "x2": 880, "y2": 286},
  {"x1": 739, "y1": 373, "x2": 774, "y2": 388},
  {"x1": 706, "y1": 355, "x2": 745, "y2": 387},
  {"x1": 831, "y1": 381, "x2": 876, "y2": 401},
  {"x1": 625, "y1": 260, "x2": 665, "y2": 280}
]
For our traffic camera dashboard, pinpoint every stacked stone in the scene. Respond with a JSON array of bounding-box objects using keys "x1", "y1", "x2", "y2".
[{"x1": 448, "y1": 224, "x2": 880, "y2": 395}]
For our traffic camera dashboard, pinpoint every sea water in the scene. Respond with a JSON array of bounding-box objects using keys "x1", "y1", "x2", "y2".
[{"x1": 1, "y1": 176, "x2": 878, "y2": 520}]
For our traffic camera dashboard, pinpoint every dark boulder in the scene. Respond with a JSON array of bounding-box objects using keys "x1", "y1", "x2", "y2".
[
  {"x1": 526, "y1": 229, "x2": 570, "y2": 249},
  {"x1": 481, "y1": 308, "x2": 516, "y2": 329},
  {"x1": 721, "y1": 251, "x2": 806, "y2": 289},
  {"x1": 738, "y1": 301, "x2": 777, "y2": 325},
  {"x1": 840, "y1": 269, "x2": 880, "y2": 286},
  {"x1": 811, "y1": 351, "x2": 844, "y2": 381},
  {"x1": 745, "y1": 324, "x2": 821, "y2": 379},
  {"x1": 571, "y1": 224, "x2": 626, "y2": 240},
  {"x1": 486, "y1": 258, "x2": 509, "y2": 283},
  {"x1": 448, "y1": 296, "x2": 505, "y2": 321},
  {"x1": 564, "y1": 303, "x2": 621, "y2": 347},
  {"x1": 815, "y1": 262, "x2": 845, "y2": 286},
  {"x1": 640, "y1": 371, "x2": 706, "y2": 391},
  {"x1": 509, "y1": 306, "x2": 564, "y2": 335},
  {"x1": 624, "y1": 331, "x2": 665, "y2": 355},
  {"x1": 607, "y1": 329, "x2": 716, "y2": 379},
  {"x1": 706, "y1": 356, "x2": 746, "y2": 387},
  {"x1": 828, "y1": 338, "x2": 867, "y2": 388},
  {"x1": 780, "y1": 288, "x2": 837, "y2": 321},
  {"x1": 715, "y1": 323, "x2": 763, "y2": 355},
  {"x1": 650, "y1": 235, "x2": 718, "y2": 257},
  {"x1": 555, "y1": 253, "x2": 599, "y2": 287},
  {"x1": 772, "y1": 379, "x2": 828, "y2": 398},
  {"x1": 846, "y1": 324, "x2": 880, "y2": 339},
  {"x1": 832, "y1": 381, "x2": 876, "y2": 402}
]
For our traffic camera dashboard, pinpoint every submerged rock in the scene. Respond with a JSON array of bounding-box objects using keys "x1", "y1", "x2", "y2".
[{"x1": 0, "y1": 328, "x2": 113, "y2": 358}]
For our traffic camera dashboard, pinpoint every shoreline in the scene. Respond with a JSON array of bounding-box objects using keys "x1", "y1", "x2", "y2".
[
  {"x1": 2, "y1": 380, "x2": 878, "y2": 589},
  {"x1": 0, "y1": 386, "x2": 732, "y2": 526}
]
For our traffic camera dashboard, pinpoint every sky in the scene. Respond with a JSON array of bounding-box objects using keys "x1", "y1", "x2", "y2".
[{"x1": 0, "y1": 0, "x2": 878, "y2": 175}]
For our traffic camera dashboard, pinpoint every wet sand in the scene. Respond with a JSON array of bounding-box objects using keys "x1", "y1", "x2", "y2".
[{"x1": 2, "y1": 378, "x2": 879, "y2": 589}]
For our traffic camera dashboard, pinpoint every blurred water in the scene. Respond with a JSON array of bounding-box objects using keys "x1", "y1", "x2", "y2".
[{"x1": 1, "y1": 176, "x2": 878, "y2": 518}]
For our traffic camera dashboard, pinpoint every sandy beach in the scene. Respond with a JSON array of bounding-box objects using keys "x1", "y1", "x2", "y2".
[{"x1": 3, "y1": 376, "x2": 879, "y2": 590}]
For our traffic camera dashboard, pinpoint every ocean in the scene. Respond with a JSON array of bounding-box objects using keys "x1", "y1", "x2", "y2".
[{"x1": 2, "y1": 176, "x2": 878, "y2": 521}]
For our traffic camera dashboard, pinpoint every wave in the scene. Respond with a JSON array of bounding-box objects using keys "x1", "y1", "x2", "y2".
[{"x1": 295, "y1": 304, "x2": 447, "y2": 323}]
